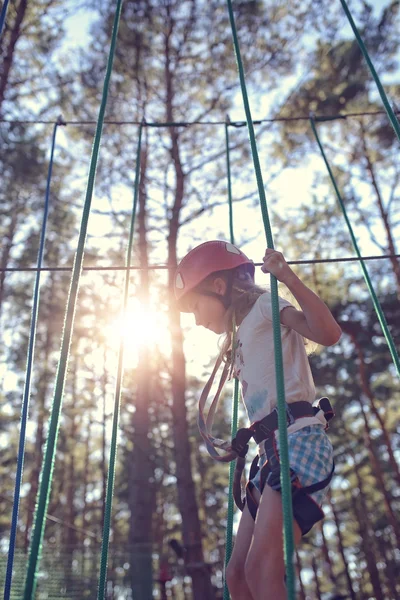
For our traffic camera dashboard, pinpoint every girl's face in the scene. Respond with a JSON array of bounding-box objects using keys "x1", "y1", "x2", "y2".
[{"x1": 185, "y1": 277, "x2": 228, "y2": 334}]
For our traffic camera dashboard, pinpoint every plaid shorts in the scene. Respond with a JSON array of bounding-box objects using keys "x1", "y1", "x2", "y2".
[{"x1": 251, "y1": 425, "x2": 334, "y2": 506}]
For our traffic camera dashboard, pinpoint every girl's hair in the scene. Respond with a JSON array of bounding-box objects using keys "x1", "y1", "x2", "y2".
[
  {"x1": 198, "y1": 264, "x2": 315, "y2": 365},
  {"x1": 197, "y1": 264, "x2": 264, "y2": 364}
]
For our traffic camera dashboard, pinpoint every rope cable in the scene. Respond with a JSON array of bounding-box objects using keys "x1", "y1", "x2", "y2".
[
  {"x1": 1, "y1": 253, "x2": 400, "y2": 273},
  {"x1": 96, "y1": 121, "x2": 143, "y2": 600},
  {"x1": 226, "y1": 0, "x2": 295, "y2": 596},
  {"x1": 339, "y1": 0, "x2": 400, "y2": 143},
  {"x1": 0, "y1": 0, "x2": 10, "y2": 38},
  {"x1": 1, "y1": 108, "x2": 399, "y2": 127},
  {"x1": 3, "y1": 119, "x2": 61, "y2": 600},
  {"x1": 22, "y1": 0, "x2": 124, "y2": 595},
  {"x1": 223, "y1": 119, "x2": 239, "y2": 600},
  {"x1": 225, "y1": 118, "x2": 235, "y2": 246},
  {"x1": 310, "y1": 116, "x2": 400, "y2": 379}
]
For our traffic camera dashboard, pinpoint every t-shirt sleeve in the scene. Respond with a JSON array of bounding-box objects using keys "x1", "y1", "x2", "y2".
[{"x1": 258, "y1": 291, "x2": 293, "y2": 322}]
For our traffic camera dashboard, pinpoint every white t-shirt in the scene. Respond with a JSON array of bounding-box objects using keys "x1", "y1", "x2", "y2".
[{"x1": 233, "y1": 292, "x2": 325, "y2": 436}]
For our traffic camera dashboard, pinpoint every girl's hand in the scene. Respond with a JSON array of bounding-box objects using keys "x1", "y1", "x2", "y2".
[{"x1": 261, "y1": 249, "x2": 293, "y2": 283}]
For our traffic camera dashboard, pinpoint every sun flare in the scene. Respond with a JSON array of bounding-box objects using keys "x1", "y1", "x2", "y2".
[{"x1": 107, "y1": 299, "x2": 169, "y2": 365}]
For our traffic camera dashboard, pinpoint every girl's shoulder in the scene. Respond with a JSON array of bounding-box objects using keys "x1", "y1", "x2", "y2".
[
  {"x1": 256, "y1": 290, "x2": 293, "y2": 320},
  {"x1": 239, "y1": 292, "x2": 273, "y2": 330}
]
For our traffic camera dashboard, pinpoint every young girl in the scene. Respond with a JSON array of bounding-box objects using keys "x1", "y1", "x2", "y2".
[{"x1": 174, "y1": 240, "x2": 341, "y2": 600}]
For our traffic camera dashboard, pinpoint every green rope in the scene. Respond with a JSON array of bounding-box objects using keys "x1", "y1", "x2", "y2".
[
  {"x1": 339, "y1": 0, "x2": 400, "y2": 143},
  {"x1": 223, "y1": 378, "x2": 239, "y2": 600},
  {"x1": 310, "y1": 117, "x2": 400, "y2": 379},
  {"x1": 223, "y1": 326, "x2": 239, "y2": 600},
  {"x1": 223, "y1": 122, "x2": 239, "y2": 600},
  {"x1": 225, "y1": 119, "x2": 235, "y2": 246},
  {"x1": 226, "y1": 1, "x2": 295, "y2": 597},
  {"x1": 223, "y1": 120, "x2": 237, "y2": 600},
  {"x1": 23, "y1": 2, "x2": 124, "y2": 597},
  {"x1": 97, "y1": 121, "x2": 143, "y2": 599}
]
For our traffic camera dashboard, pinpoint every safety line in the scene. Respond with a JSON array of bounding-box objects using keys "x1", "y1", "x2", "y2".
[
  {"x1": 339, "y1": 0, "x2": 400, "y2": 143},
  {"x1": 2, "y1": 253, "x2": 399, "y2": 273},
  {"x1": 96, "y1": 122, "x2": 143, "y2": 600},
  {"x1": 223, "y1": 120, "x2": 239, "y2": 600},
  {"x1": 310, "y1": 116, "x2": 400, "y2": 379},
  {"x1": 0, "y1": 493, "x2": 99, "y2": 541},
  {"x1": 0, "y1": 0, "x2": 10, "y2": 38},
  {"x1": 0, "y1": 108, "x2": 399, "y2": 127},
  {"x1": 225, "y1": 119, "x2": 235, "y2": 246},
  {"x1": 22, "y1": 0, "x2": 124, "y2": 596},
  {"x1": 3, "y1": 119, "x2": 61, "y2": 600},
  {"x1": 226, "y1": 0, "x2": 295, "y2": 595}
]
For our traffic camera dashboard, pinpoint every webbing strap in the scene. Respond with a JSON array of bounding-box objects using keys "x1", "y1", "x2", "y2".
[{"x1": 197, "y1": 356, "x2": 237, "y2": 462}]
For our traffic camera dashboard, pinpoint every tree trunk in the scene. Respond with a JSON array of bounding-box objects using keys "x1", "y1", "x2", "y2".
[
  {"x1": 0, "y1": 0, "x2": 28, "y2": 115},
  {"x1": 375, "y1": 531, "x2": 399, "y2": 600},
  {"x1": 0, "y1": 207, "x2": 18, "y2": 321},
  {"x1": 311, "y1": 554, "x2": 322, "y2": 600},
  {"x1": 346, "y1": 440, "x2": 385, "y2": 600},
  {"x1": 349, "y1": 490, "x2": 383, "y2": 600},
  {"x1": 357, "y1": 399, "x2": 400, "y2": 546},
  {"x1": 327, "y1": 492, "x2": 357, "y2": 600},
  {"x1": 360, "y1": 123, "x2": 400, "y2": 299},
  {"x1": 129, "y1": 136, "x2": 155, "y2": 599},
  {"x1": 24, "y1": 320, "x2": 53, "y2": 551},
  {"x1": 341, "y1": 321, "x2": 400, "y2": 488},
  {"x1": 167, "y1": 185, "x2": 215, "y2": 600},
  {"x1": 101, "y1": 349, "x2": 108, "y2": 528},
  {"x1": 295, "y1": 548, "x2": 306, "y2": 600},
  {"x1": 82, "y1": 414, "x2": 92, "y2": 583},
  {"x1": 65, "y1": 410, "x2": 77, "y2": 592},
  {"x1": 319, "y1": 520, "x2": 336, "y2": 587},
  {"x1": 164, "y1": 4, "x2": 215, "y2": 598}
]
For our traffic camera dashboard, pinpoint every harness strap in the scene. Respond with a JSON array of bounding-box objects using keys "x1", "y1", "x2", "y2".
[
  {"x1": 196, "y1": 350, "x2": 336, "y2": 510},
  {"x1": 253, "y1": 401, "x2": 315, "y2": 443},
  {"x1": 197, "y1": 354, "x2": 237, "y2": 462},
  {"x1": 231, "y1": 398, "x2": 335, "y2": 511},
  {"x1": 245, "y1": 445, "x2": 335, "y2": 534},
  {"x1": 301, "y1": 463, "x2": 335, "y2": 494},
  {"x1": 233, "y1": 456, "x2": 246, "y2": 511}
]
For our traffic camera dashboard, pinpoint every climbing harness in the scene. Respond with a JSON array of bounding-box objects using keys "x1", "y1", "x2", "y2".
[
  {"x1": 196, "y1": 337, "x2": 335, "y2": 534},
  {"x1": 232, "y1": 398, "x2": 335, "y2": 535}
]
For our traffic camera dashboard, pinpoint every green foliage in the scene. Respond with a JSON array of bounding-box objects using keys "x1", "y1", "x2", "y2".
[{"x1": 1, "y1": 0, "x2": 399, "y2": 598}]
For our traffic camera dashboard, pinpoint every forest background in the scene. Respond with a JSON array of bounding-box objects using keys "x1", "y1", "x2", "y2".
[{"x1": 0, "y1": 0, "x2": 399, "y2": 598}]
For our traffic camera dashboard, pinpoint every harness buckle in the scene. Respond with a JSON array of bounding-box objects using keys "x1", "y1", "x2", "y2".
[
  {"x1": 257, "y1": 420, "x2": 274, "y2": 439},
  {"x1": 313, "y1": 397, "x2": 335, "y2": 429},
  {"x1": 231, "y1": 428, "x2": 254, "y2": 457},
  {"x1": 284, "y1": 403, "x2": 296, "y2": 427}
]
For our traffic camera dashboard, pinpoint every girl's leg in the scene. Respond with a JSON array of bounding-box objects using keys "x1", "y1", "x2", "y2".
[
  {"x1": 226, "y1": 502, "x2": 256, "y2": 600},
  {"x1": 244, "y1": 485, "x2": 302, "y2": 600}
]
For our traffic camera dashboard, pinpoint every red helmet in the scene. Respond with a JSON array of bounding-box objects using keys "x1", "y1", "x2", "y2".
[{"x1": 175, "y1": 240, "x2": 254, "y2": 309}]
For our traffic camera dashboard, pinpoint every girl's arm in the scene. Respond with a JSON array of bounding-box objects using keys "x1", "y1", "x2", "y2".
[{"x1": 262, "y1": 249, "x2": 342, "y2": 346}]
